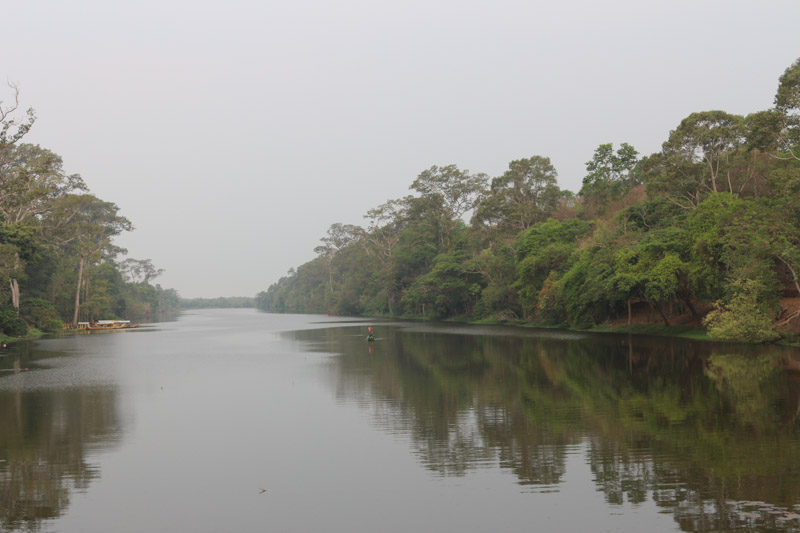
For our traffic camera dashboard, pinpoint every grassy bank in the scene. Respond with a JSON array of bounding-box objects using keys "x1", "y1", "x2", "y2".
[{"x1": 2, "y1": 328, "x2": 46, "y2": 343}]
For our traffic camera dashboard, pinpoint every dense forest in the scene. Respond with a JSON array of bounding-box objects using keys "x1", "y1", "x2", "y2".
[
  {"x1": 0, "y1": 86, "x2": 179, "y2": 337},
  {"x1": 179, "y1": 296, "x2": 255, "y2": 309},
  {"x1": 257, "y1": 58, "x2": 800, "y2": 343}
]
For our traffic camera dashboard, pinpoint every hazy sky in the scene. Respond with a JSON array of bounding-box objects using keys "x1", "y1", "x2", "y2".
[{"x1": 3, "y1": 0, "x2": 799, "y2": 298}]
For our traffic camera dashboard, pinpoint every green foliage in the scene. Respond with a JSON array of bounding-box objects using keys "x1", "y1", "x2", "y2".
[
  {"x1": 259, "y1": 58, "x2": 800, "y2": 341},
  {"x1": 516, "y1": 218, "x2": 593, "y2": 317},
  {"x1": 614, "y1": 196, "x2": 684, "y2": 232},
  {"x1": 411, "y1": 165, "x2": 487, "y2": 250},
  {"x1": 0, "y1": 309, "x2": 28, "y2": 336},
  {"x1": 647, "y1": 111, "x2": 754, "y2": 208},
  {"x1": 775, "y1": 57, "x2": 800, "y2": 114},
  {"x1": 474, "y1": 155, "x2": 562, "y2": 234},
  {"x1": 557, "y1": 244, "x2": 624, "y2": 328},
  {"x1": 609, "y1": 228, "x2": 695, "y2": 325},
  {"x1": 534, "y1": 271, "x2": 567, "y2": 325},
  {"x1": 744, "y1": 110, "x2": 784, "y2": 152},
  {"x1": 402, "y1": 251, "x2": 476, "y2": 318},
  {"x1": 468, "y1": 245, "x2": 520, "y2": 320},
  {"x1": 579, "y1": 143, "x2": 640, "y2": 214},
  {"x1": 179, "y1": 296, "x2": 255, "y2": 309},
  {"x1": 703, "y1": 279, "x2": 779, "y2": 343},
  {"x1": 775, "y1": 56, "x2": 800, "y2": 152},
  {"x1": 0, "y1": 223, "x2": 39, "y2": 262},
  {"x1": 685, "y1": 193, "x2": 745, "y2": 301},
  {"x1": 0, "y1": 93, "x2": 177, "y2": 331},
  {"x1": 20, "y1": 298, "x2": 63, "y2": 332}
]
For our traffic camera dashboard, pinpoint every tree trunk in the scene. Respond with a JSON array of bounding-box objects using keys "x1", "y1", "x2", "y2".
[
  {"x1": 651, "y1": 301, "x2": 671, "y2": 327},
  {"x1": 10, "y1": 279, "x2": 19, "y2": 315},
  {"x1": 680, "y1": 293, "x2": 700, "y2": 324},
  {"x1": 72, "y1": 254, "x2": 85, "y2": 327},
  {"x1": 776, "y1": 254, "x2": 800, "y2": 296},
  {"x1": 10, "y1": 252, "x2": 20, "y2": 315},
  {"x1": 627, "y1": 299, "x2": 632, "y2": 326}
]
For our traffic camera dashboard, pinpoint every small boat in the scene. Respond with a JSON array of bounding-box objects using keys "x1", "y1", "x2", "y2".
[{"x1": 78, "y1": 320, "x2": 140, "y2": 331}]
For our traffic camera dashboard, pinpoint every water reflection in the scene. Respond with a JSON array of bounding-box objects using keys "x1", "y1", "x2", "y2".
[
  {"x1": 288, "y1": 324, "x2": 800, "y2": 531},
  {"x1": 3, "y1": 314, "x2": 800, "y2": 532},
  {"x1": 0, "y1": 344, "x2": 121, "y2": 533}
]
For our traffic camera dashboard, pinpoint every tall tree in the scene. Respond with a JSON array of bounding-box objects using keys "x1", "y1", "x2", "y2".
[
  {"x1": 0, "y1": 145, "x2": 87, "y2": 313},
  {"x1": 363, "y1": 199, "x2": 407, "y2": 265},
  {"x1": 774, "y1": 56, "x2": 800, "y2": 159},
  {"x1": 43, "y1": 194, "x2": 133, "y2": 326},
  {"x1": 314, "y1": 223, "x2": 361, "y2": 293},
  {"x1": 119, "y1": 258, "x2": 164, "y2": 285},
  {"x1": 0, "y1": 84, "x2": 36, "y2": 176},
  {"x1": 410, "y1": 165, "x2": 487, "y2": 250},
  {"x1": 0, "y1": 87, "x2": 37, "y2": 314},
  {"x1": 652, "y1": 111, "x2": 745, "y2": 207},
  {"x1": 0, "y1": 144, "x2": 86, "y2": 224},
  {"x1": 361, "y1": 199, "x2": 408, "y2": 314},
  {"x1": 474, "y1": 155, "x2": 561, "y2": 234},
  {"x1": 579, "y1": 143, "x2": 640, "y2": 214}
]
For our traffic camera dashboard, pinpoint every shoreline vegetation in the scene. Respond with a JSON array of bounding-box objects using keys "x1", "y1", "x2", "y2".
[
  {"x1": 178, "y1": 296, "x2": 255, "y2": 309},
  {"x1": 1, "y1": 328, "x2": 45, "y2": 344},
  {"x1": 10, "y1": 310, "x2": 799, "y2": 350},
  {"x1": 0, "y1": 311, "x2": 712, "y2": 346},
  {"x1": 371, "y1": 313, "x2": 714, "y2": 341},
  {"x1": 0, "y1": 86, "x2": 182, "y2": 338},
  {"x1": 256, "y1": 58, "x2": 800, "y2": 345},
  {"x1": 1, "y1": 296, "x2": 258, "y2": 346}
]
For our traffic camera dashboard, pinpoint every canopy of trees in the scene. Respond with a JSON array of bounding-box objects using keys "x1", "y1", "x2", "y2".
[
  {"x1": 257, "y1": 58, "x2": 800, "y2": 343},
  {"x1": 0, "y1": 84, "x2": 178, "y2": 335}
]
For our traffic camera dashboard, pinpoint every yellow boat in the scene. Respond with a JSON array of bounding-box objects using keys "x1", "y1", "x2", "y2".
[{"x1": 78, "y1": 320, "x2": 140, "y2": 331}]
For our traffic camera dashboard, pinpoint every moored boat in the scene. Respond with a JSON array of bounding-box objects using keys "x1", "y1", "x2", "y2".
[{"x1": 78, "y1": 320, "x2": 140, "y2": 331}]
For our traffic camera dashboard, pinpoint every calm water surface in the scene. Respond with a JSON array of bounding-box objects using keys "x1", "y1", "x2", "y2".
[{"x1": 1, "y1": 309, "x2": 800, "y2": 532}]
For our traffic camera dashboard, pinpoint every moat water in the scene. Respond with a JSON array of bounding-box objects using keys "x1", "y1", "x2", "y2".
[{"x1": 1, "y1": 309, "x2": 800, "y2": 532}]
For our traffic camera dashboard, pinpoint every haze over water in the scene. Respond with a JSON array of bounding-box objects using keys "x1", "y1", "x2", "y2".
[{"x1": 1, "y1": 309, "x2": 799, "y2": 532}]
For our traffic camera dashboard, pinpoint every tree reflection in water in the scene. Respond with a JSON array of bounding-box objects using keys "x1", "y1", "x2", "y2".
[
  {"x1": 0, "y1": 347, "x2": 120, "y2": 533},
  {"x1": 290, "y1": 324, "x2": 800, "y2": 531}
]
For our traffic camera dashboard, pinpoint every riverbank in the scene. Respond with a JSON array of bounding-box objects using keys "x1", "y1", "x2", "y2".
[
  {"x1": 390, "y1": 311, "x2": 800, "y2": 344},
  {"x1": 391, "y1": 312, "x2": 711, "y2": 340},
  {"x1": 440, "y1": 298, "x2": 800, "y2": 344},
  {"x1": 586, "y1": 324, "x2": 711, "y2": 340},
  {"x1": 2, "y1": 328, "x2": 46, "y2": 344}
]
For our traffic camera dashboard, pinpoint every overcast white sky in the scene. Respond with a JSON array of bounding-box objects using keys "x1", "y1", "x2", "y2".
[{"x1": 3, "y1": 0, "x2": 799, "y2": 298}]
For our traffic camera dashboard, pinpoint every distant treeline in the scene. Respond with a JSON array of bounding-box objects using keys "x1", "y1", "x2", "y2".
[
  {"x1": 257, "y1": 58, "x2": 800, "y2": 343},
  {"x1": 0, "y1": 86, "x2": 180, "y2": 336},
  {"x1": 179, "y1": 297, "x2": 255, "y2": 309}
]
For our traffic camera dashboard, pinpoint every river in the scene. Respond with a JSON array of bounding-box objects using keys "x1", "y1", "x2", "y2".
[{"x1": 1, "y1": 309, "x2": 799, "y2": 532}]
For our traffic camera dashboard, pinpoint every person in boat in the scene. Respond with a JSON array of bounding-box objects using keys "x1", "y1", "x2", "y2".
[
  {"x1": 0, "y1": 340, "x2": 7, "y2": 350},
  {"x1": 367, "y1": 326, "x2": 375, "y2": 342}
]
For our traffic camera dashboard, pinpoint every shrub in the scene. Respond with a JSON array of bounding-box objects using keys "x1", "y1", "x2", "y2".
[
  {"x1": 21, "y1": 298, "x2": 62, "y2": 332},
  {"x1": 41, "y1": 318, "x2": 64, "y2": 333},
  {"x1": 703, "y1": 279, "x2": 779, "y2": 343},
  {"x1": 0, "y1": 309, "x2": 29, "y2": 337}
]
